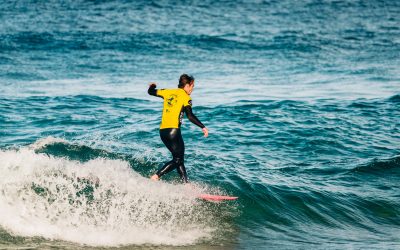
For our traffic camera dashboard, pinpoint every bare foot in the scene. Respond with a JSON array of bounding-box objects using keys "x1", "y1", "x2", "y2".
[{"x1": 150, "y1": 175, "x2": 160, "y2": 181}]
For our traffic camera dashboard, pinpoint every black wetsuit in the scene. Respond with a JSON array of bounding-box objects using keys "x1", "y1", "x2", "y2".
[{"x1": 148, "y1": 84, "x2": 205, "y2": 182}]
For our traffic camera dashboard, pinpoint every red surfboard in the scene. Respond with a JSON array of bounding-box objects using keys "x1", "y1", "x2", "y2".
[{"x1": 198, "y1": 194, "x2": 238, "y2": 202}]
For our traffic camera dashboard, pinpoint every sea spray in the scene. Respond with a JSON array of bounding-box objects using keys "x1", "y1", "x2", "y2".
[{"x1": 0, "y1": 148, "x2": 221, "y2": 246}]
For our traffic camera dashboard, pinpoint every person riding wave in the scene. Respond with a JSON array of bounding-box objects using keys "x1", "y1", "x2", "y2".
[{"x1": 148, "y1": 74, "x2": 208, "y2": 183}]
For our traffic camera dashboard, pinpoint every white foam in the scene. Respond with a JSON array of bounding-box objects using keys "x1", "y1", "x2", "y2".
[
  {"x1": 0, "y1": 148, "x2": 214, "y2": 246},
  {"x1": 29, "y1": 136, "x2": 68, "y2": 150}
]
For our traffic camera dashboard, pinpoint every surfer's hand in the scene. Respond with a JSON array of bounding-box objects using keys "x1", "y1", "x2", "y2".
[
  {"x1": 149, "y1": 82, "x2": 157, "y2": 88},
  {"x1": 202, "y1": 127, "x2": 209, "y2": 137}
]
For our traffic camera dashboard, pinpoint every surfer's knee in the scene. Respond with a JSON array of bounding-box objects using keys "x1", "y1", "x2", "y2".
[{"x1": 173, "y1": 157, "x2": 183, "y2": 165}]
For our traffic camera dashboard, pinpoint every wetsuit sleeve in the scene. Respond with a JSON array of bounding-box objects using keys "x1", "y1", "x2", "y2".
[
  {"x1": 184, "y1": 104, "x2": 205, "y2": 129},
  {"x1": 147, "y1": 84, "x2": 164, "y2": 98}
]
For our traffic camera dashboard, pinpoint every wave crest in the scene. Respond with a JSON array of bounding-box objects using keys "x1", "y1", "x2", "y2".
[{"x1": 0, "y1": 147, "x2": 220, "y2": 246}]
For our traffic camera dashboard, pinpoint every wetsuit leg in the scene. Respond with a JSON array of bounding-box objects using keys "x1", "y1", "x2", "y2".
[
  {"x1": 176, "y1": 164, "x2": 188, "y2": 183},
  {"x1": 156, "y1": 128, "x2": 188, "y2": 182}
]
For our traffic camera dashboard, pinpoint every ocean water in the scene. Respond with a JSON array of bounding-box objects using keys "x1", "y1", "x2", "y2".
[{"x1": 1, "y1": 0, "x2": 399, "y2": 249}]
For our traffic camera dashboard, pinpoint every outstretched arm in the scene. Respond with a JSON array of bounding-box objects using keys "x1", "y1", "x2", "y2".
[{"x1": 184, "y1": 106, "x2": 209, "y2": 137}]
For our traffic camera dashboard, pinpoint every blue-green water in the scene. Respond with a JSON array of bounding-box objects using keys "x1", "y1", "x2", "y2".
[{"x1": 1, "y1": 1, "x2": 399, "y2": 249}]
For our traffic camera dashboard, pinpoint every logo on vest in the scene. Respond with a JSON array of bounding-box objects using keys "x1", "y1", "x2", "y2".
[{"x1": 167, "y1": 94, "x2": 177, "y2": 107}]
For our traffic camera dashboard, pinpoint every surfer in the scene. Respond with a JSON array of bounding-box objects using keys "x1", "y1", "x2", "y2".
[{"x1": 148, "y1": 74, "x2": 208, "y2": 183}]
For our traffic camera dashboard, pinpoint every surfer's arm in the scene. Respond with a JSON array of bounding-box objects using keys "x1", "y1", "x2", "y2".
[
  {"x1": 184, "y1": 105, "x2": 205, "y2": 129},
  {"x1": 147, "y1": 82, "x2": 164, "y2": 98}
]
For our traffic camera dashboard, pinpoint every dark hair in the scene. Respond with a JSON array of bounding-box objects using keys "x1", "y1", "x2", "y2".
[{"x1": 178, "y1": 74, "x2": 195, "y2": 88}]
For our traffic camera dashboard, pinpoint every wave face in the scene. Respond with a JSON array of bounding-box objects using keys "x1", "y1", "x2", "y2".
[{"x1": 1, "y1": 0, "x2": 400, "y2": 249}]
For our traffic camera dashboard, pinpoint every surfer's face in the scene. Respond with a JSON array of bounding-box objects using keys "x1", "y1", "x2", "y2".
[{"x1": 184, "y1": 81, "x2": 195, "y2": 95}]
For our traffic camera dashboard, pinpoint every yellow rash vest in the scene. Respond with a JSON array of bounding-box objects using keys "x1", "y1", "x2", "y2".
[
  {"x1": 157, "y1": 88, "x2": 192, "y2": 129},
  {"x1": 148, "y1": 85, "x2": 205, "y2": 129}
]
